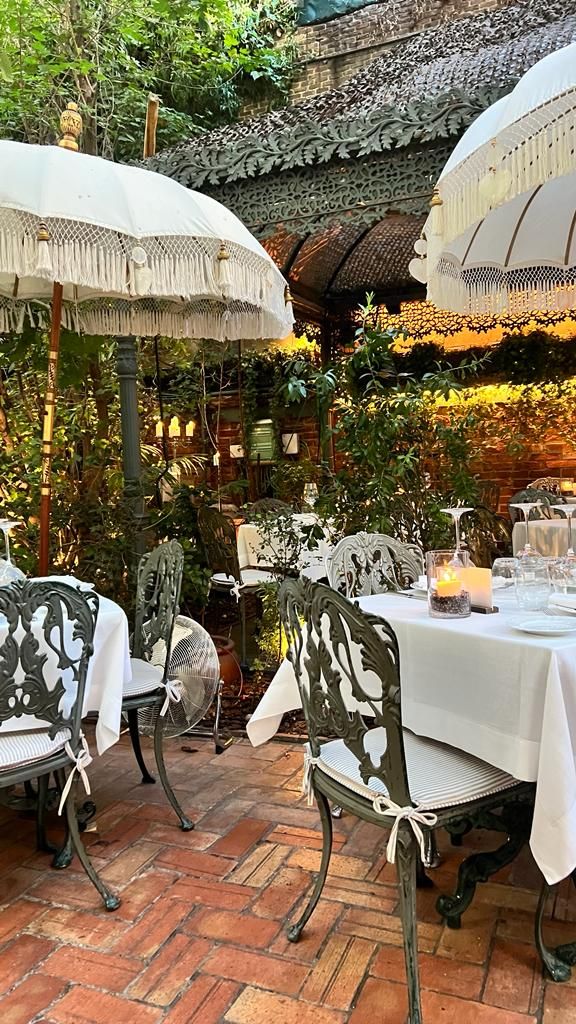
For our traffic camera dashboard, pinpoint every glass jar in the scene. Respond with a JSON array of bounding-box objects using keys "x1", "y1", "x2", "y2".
[{"x1": 426, "y1": 550, "x2": 471, "y2": 619}]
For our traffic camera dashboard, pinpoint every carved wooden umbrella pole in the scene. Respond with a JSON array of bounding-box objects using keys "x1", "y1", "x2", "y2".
[{"x1": 0, "y1": 105, "x2": 293, "y2": 573}]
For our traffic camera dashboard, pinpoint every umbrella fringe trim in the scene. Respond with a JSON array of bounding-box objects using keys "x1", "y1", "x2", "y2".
[
  {"x1": 439, "y1": 98, "x2": 576, "y2": 243},
  {"x1": 429, "y1": 258, "x2": 576, "y2": 316},
  {"x1": 0, "y1": 295, "x2": 292, "y2": 342}
]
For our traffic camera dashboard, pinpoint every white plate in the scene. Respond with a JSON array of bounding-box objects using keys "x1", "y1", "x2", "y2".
[
  {"x1": 513, "y1": 617, "x2": 576, "y2": 636},
  {"x1": 410, "y1": 581, "x2": 428, "y2": 592}
]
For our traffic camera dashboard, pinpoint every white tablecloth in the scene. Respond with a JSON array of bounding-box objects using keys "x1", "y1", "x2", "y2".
[
  {"x1": 512, "y1": 519, "x2": 571, "y2": 556},
  {"x1": 237, "y1": 513, "x2": 331, "y2": 578},
  {"x1": 1, "y1": 580, "x2": 131, "y2": 755},
  {"x1": 248, "y1": 589, "x2": 576, "y2": 884}
]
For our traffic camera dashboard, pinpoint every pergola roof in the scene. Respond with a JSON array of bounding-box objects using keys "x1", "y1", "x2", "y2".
[
  {"x1": 150, "y1": 0, "x2": 576, "y2": 322},
  {"x1": 150, "y1": 0, "x2": 576, "y2": 189}
]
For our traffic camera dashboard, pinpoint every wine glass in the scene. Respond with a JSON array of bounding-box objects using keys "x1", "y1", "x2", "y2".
[
  {"x1": 0, "y1": 520, "x2": 26, "y2": 584},
  {"x1": 550, "y1": 505, "x2": 576, "y2": 562},
  {"x1": 509, "y1": 502, "x2": 543, "y2": 558},
  {"x1": 440, "y1": 506, "x2": 474, "y2": 554}
]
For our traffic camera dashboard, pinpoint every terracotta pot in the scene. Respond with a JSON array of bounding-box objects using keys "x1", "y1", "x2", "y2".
[{"x1": 212, "y1": 635, "x2": 242, "y2": 687}]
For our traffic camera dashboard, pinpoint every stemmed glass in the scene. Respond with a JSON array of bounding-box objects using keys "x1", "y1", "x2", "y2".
[
  {"x1": 0, "y1": 520, "x2": 26, "y2": 584},
  {"x1": 509, "y1": 502, "x2": 542, "y2": 558},
  {"x1": 550, "y1": 505, "x2": 576, "y2": 562},
  {"x1": 440, "y1": 507, "x2": 474, "y2": 555}
]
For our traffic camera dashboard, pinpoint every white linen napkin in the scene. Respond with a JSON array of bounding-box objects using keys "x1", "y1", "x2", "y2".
[{"x1": 548, "y1": 594, "x2": 576, "y2": 616}]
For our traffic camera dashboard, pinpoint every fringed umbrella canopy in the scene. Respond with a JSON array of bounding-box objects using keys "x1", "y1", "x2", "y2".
[
  {"x1": 0, "y1": 139, "x2": 293, "y2": 342},
  {"x1": 435, "y1": 42, "x2": 576, "y2": 247},
  {"x1": 411, "y1": 42, "x2": 576, "y2": 315}
]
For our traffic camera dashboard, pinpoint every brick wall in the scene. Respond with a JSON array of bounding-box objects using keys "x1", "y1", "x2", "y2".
[
  {"x1": 241, "y1": 0, "x2": 512, "y2": 117},
  {"x1": 159, "y1": 391, "x2": 572, "y2": 516}
]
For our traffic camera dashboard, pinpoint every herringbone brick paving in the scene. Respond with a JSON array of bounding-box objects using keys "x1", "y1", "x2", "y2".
[{"x1": 1, "y1": 729, "x2": 575, "y2": 1023}]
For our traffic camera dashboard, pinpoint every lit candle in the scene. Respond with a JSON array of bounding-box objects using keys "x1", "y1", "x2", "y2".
[
  {"x1": 185, "y1": 420, "x2": 195, "y2": 438},
  {"x1": 168, "y1": 416, "x2": 180, "y2": 438},
  {"x1": 435, "y1": 570, "x2": 461, "y2": 598},
  {"x1": 155, "y1": 420, "x2": 164, "y2": 438},
  {"x1": 461, "y1": 567, "x2": 493, "y2": 609}
]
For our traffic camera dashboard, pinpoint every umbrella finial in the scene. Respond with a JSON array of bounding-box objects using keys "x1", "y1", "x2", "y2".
[
  {"x1": 58, "y1": 102, "x2": 83, "y2": 151},
  {"x1": 430, "y1": 186, "x2": 443, "y2": 208}
]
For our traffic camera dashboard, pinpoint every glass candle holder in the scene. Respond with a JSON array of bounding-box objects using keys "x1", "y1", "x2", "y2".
[{"x1": 426, "y1": 550, "x2": 471, "y2": 619}]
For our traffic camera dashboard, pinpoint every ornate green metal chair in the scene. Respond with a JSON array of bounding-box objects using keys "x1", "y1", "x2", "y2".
[
  {"x1": 279, "y1": 579, "x2": 535, "y2": 1024},
  {"x1": 0, "y1": 579, "x2": 120, "y2": 910},
  {"x1": 197, "y1": 505, "x2": 273, "y2": 663},
  {"x1": 381, "y1": 535, "x2": 424, "y2": 588},
  {"x1": 325, "y1": 532, "x2": 403, "y2": 596},
  {"x1": 121, "y1": 540, "x2": 193, "y2": 831},
  {"x1": 509, "y1": 487, "x2": 564, "y2": 523}
]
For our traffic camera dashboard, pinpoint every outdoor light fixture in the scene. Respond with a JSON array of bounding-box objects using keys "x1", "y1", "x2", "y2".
[
  {"x1": 185, "y1": 420, "x2": 195, "y2": 437},
  {"x1": 155, "y1": 420, "x2": 164, "y2": 438},
  {"x1": 168, "y1": 416, "x2": 180, "y2": 438}
]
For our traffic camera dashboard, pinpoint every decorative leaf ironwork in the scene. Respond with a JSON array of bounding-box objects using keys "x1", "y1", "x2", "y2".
[
  {"x1": 133, "y1": 541, "x2": 184, "y2": 671},
  {"x1": 279, "y1": 578, "x2": 411, "y2": 807},
  {"x1": 0, "y1": 580, "x2": 98, "y2": 739}
]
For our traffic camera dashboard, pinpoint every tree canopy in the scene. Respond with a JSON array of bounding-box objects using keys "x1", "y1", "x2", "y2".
[{"x1": 0, "y1": 0, "x2": 295, "y2": 158}]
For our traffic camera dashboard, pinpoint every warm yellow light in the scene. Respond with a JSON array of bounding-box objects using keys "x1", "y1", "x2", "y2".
[
  {"x1": 155, "y1": 420, "x2": 164, "y2": 438},
  {"x1": 185, "y1": 420, "x2": 195, "y2": 438},
  {"x1": 168, "y1": 416, "x2": 180, "y2": 438}
]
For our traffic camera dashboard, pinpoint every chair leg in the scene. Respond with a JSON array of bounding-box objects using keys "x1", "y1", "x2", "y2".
[
  {"x1": 287, "y1": 788, "x2": 332, "y2": 943},
  {"x1": 127, "y1": 707, "x2": 156, "y2": 784},
  {"x1": 534, "y1": 878, "x2": 572, "y2": 981},
  {"x1": 240, "y1": 596, "x2": 247, "y2": 668},
  {"x1": 36, "y1": 773, "x2": 57, "y2": 854},
  {"x1": 396, "y1": 828, "x2": 423, "y2": 1024},
  {"x1": 422, "y1": 829, "x2": 441, "y2": 869},
  {"x1": 153, "y1": 717, "x2": 194, "y2": 831},
  {"x1": 54, "y1": 769, "x2": 120, "y2": 911},
  {"x1": 213, "y1": 680, "x2": 233, "y2": 754}
]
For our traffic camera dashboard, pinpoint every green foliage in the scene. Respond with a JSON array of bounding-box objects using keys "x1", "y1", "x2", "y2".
[
  {"x1": 326, "y1": 298, "x2": 493, "y2": 552},
  {"x1": 159, "y1": 483, "x2": 212, "y2": 612},
  {"x1": 0, "y1": 0, "x2": 296, "y2": 159},
  {"x1": 388, "y1": 330, "x2": 576, "y2": 385}
]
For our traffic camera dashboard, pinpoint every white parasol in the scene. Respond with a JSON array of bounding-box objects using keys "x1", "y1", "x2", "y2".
[
  {"x1": 0, "y1": 138, "x2": 291, "y2": 342},
  {"x1": 410, "y1": 42, "x2": 576, "y2": 315},
  {"x1": 0, "y1": 105, "x2": 293, "y2": 573}
]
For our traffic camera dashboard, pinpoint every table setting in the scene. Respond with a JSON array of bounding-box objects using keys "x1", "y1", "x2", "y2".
[{"x1": 247, "y1": 504, "x2": 576, "y2": 886}]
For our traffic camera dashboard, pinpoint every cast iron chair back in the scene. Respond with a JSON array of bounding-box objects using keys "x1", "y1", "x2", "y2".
[
  {"x1": 326, "y1": 531, "x2": 401, "y2": 598},
  {"x1": 0, "y1": 579, "x2": 98, "y2": 742},
  {"x1": 197, "y1": 506, "x2": 241, "y2": 582},
  {"x1": 247, "y1": 498, "x2": 292, "y2": 519},
  {"x1": 133, "y1": 541, "x2": 184, "y2": 675},
  {"x1": 508, "y1": 488, "x2": 564, "y2": 524},
  {"x1": 380, "y1": 535, "x2": 424, "y2": 589},
  {"x1": 280, "y1": 577, "x2": 411, "y2": 808}
]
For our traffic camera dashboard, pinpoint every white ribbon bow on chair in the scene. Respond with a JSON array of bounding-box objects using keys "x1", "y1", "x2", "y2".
[
  {"x1": 58, "y1": 733, "x2": 93, "y2": 815},
  {"x1": 372, "y1": 795, "x2": 438, "y2": 864},
  {"x1": 160, "y1": 677, "x2": 183, "y2": 717}
]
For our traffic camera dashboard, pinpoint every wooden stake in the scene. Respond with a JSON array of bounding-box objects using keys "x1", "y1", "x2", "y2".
[
  {"x1": 38, "y1": 281, "x2": 63, "y2": 575},
  {"x1": 143, "y1": 94, "x2": 160, "y2": 159}
]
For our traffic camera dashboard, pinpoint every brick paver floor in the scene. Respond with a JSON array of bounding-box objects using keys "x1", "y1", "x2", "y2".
[{"x1": 1, "y1": 729, "x2": 575, "y2": 1023}]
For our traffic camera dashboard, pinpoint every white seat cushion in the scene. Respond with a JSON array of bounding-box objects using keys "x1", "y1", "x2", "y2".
[
  {"x1": 211, "y1": 569, "x2": 274, "y2": 588},
  {"x1": 314, "y1": 727, "x2": 519, "y2": 811},
  {"x1": 0, "y1": 728, "x2": 71, "y2": 770},
  {"x1": 123, "y1": 658, "x2": 164, "y2": 698}
]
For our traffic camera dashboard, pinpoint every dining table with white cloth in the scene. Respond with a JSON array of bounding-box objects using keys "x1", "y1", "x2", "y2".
[
  {"x1": 247, "y1": 588, "x2": 576, "y2": 885},
  {"x1": 237, "y1": 512, "x2": 331, "y2": 579},
  {"x1": 512, "y1": 517, "x2": 574, "y2": 557},
  {"x1": 2, "y1": 576, "x2": 132, "y2": 755}
]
